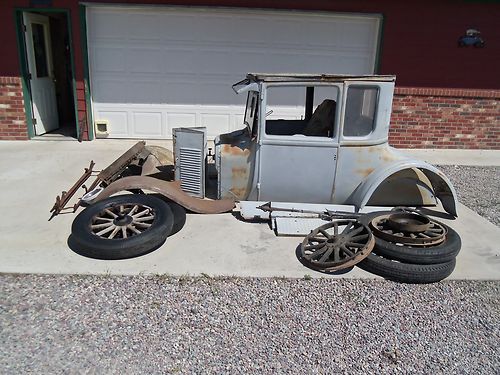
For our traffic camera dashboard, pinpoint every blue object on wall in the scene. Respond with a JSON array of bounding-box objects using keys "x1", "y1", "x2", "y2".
[{"x1": 458, "y1": 28, "x2": 485, "y2": 48}]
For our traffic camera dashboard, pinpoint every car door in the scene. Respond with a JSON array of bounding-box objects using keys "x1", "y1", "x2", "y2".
[
  {"x1": 256, "y1": 84, "x2": 341, "y2": 203},
  {"x1": 23, "y1": 12, "x2": 59, "y2": 135}
]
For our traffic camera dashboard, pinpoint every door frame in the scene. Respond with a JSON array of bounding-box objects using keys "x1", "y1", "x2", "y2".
[
  {"x1": 14, "y1": 8, "x2": 79, "y2": 139},
  {"x1": 256, "y1": 82, "x2": 342, "y2": 203},
  {"x1": 79, "y1": 4, "x2": 94, "y2": 141}
]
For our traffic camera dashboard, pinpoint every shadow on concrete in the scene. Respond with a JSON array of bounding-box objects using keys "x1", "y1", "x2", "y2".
[{"x1": 67, "y1": 234, "x2": 166, "y2": 260}]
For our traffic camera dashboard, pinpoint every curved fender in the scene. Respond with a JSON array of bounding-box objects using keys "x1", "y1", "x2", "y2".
[
  {"x1": 93, "y1": 176, "x2": 235, "y2": 214},
  {"x1": 350, "y1": 160, "x2": 458, "y2": 217}
]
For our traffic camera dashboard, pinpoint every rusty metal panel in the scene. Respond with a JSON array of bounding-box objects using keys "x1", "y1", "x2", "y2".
[
  {"x1": 95, "y1": 176, "x2": 234, "y2": 214},
  {"x1": 98, "y1": 141, "x2": 145, "y2": 183},
  {"x1": 215, "y1": 129, "x2": 256, "y2": 200}
]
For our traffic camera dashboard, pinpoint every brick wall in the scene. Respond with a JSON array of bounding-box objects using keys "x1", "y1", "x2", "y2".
[
  {"x1": 0, "y1": 77, "x2": 28, "y2": 140},
  {"x1": 1, "y1": 76, "x2": 499, "y2": 148},
  {"x1": 390, "y1": 87, "x2": 500, "y2": 149}
]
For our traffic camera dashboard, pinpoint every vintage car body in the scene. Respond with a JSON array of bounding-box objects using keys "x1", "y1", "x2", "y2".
[
  {"x1": 52, "y1": 73, "x2": 457, "y2": 220},
  {"x1": 51, "y1": 73, "x2": 460, "y2": 274},
  {"x1": 215, "y1": 74, "x2": 457, "y2": 217}
]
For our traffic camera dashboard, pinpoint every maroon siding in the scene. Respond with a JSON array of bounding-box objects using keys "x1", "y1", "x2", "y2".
[{"x1": 1, "y1": 0, "x2": 499, "y2": 88}]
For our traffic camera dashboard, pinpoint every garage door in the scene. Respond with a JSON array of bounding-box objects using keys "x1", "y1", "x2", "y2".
[{"x1": 87, "y1": 6, "x2": 381, "y2": 139}]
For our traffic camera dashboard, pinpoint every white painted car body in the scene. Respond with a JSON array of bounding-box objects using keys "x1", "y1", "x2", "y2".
[{"x1": 214, "y1": 74, "x2": 458, "y2": 217}]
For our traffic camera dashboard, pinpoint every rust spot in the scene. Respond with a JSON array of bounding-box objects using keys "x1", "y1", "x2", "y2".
[
  {"x1": 381, "y1": 154, "x2": 396, "y2": 163},
  {"x1": 225, "y1": 167, "x2": 250, "y2": 199},
  {"x1": 379, "y1": 148, "x2": 398, "y2": 163},
  {"x1": 222, "y1": 143, "x2": 251, "y2": 157},
  {"x1": 229, "y1": 187, "x2": 247, "y2": 199},
  {"x1": 231, "y1": 167, "x2": 248, "y2": 178},
  {"x1": 355, "y1": 167, "x2": 375, "y2": 178},
  {"x1": 95, "y1": 176, "x2": 234, "y2": 214}
]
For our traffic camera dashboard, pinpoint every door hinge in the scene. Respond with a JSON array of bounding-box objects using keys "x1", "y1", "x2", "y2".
[
  {"x1": 32, "y1": 118, "x2": 37, "y2": 125},
  {"x1": 27, "y1": 73, "x2": 32, "y2": 80},
  {"x1": 23, "y1": 24, "x2": 27, "y2": 32}
]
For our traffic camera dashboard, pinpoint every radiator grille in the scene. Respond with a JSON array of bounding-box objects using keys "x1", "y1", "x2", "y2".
[{"x1": 178, "y1": 147, "x2": 204, "y2": 197}]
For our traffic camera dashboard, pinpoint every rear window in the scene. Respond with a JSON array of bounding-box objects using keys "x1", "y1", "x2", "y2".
[{"x1": 343, "y1": 86, "x2": 378, "y2": 137}]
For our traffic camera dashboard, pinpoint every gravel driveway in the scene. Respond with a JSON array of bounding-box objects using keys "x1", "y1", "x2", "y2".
[
  {"x1": 1, "y1": 275, "x2": 499, "y2": 374},
  {"x1": 437, "y1": 165, "x2": 499, "y2": 226}
]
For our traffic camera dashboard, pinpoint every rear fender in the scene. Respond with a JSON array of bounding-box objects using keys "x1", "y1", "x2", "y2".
[{"x1": 349, "y1": 160, "x2": 458, "y2": 217}]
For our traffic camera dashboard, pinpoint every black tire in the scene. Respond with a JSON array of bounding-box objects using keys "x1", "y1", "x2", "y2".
[
  {"x1": 358, "y1": 252, "x2": 456, "y2": 284},
  {"x1": 70, "y1": 195, "x2": 173, "y2": 260},
  {"x1": 373, "y1": 224, "x2": 460, "y2": 264},
  {"x1": 360, "y1": 211, "x2": 461, "y2": 264},
  {"x1": 166, "y1": 201, "x2": 186, "y2": 235}
]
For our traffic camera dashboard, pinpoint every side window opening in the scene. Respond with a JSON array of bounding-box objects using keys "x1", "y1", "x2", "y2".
[
  {"x1": 343, "y1": 86, "x2": 378, "y2": 137},
  {"x1": 265, "y1": 85, "x2": 338, "y2": 138}
]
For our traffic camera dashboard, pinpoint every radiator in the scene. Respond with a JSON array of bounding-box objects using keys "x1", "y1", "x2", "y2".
[{"x1": 173, "y1": 127, "x2": 207, "y2": 198}]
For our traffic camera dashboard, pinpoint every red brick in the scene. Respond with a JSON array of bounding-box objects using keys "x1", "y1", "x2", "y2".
[
  {"x1": 0, "y1": 76, "x2": 27, "y2": 140},
  {"x1": 391, "y1": 86, "x2": 499, "y2": 149}
]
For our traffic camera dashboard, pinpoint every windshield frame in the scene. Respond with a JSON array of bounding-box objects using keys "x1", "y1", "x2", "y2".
[{"x1": 244, "y1": 91, "x2": 259, "y2": 136}]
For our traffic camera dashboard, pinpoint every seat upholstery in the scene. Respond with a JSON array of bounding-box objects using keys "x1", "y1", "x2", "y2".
[{"x1": 302, "y1": 99, "x2": 336, "y2": 137}]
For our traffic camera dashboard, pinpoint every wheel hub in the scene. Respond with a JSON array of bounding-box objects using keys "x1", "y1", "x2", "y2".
[
  {"x1": 90, "y1": 203, "x2": 155, "y2": 239},
  {"x1": 370, "y1": 214, "x2": 447, "y2": 246},
  {"x1": 113, "y1": 215, "x2": 133, "y2": 226},
  {"x1": 386, "y1": 212, "x2": 431, "y2": 233}
]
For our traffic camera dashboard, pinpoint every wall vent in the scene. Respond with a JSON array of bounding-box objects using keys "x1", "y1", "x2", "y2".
[{"x1": 95, "y1": 120, "x2": 109, "y2": 138}]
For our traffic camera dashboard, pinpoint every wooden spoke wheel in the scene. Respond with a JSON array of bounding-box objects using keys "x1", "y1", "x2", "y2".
[
  {"x1": 300, "y1": 220, "x2": 375, "y2": 272},
  {"x1": 70, "y1": 195, "x2": 173, "y2": 260}
]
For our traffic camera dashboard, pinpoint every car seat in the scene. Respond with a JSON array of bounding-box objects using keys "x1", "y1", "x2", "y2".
[{"x1": 302, "y1": 99, "x2": 336, "y2": 137}]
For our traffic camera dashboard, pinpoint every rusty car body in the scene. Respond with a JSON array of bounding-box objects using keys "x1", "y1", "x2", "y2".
[
  {"x1": 216, "y1": 73, "x2": 457, "y2": 217},
  {"x1": 52, "y1": 73, "x2": 458, "y2": 220}
]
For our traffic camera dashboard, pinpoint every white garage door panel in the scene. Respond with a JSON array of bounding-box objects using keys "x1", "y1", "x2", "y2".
[
  {"x1": 167, "y1": 113, "x2": 196, "y2": 128},
  {"x1": 133, "y1": 112, "x2": 163, "y2": 136},
  {"x1": 88, "y1": 6, "x2": 380, "y2": 139},
  {"x1": 99, "y1": 111, "x2": 128, "y2": 137}
]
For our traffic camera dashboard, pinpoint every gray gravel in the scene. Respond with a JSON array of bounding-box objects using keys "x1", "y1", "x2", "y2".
[
  {"x1": 2, "y1": 166, "x2": 499, "y2": 373},
  {"x1": 437, "y1": 165, "x2": 500, "y2": 226},
  {"x1": 1, "y1": 274, "x2": 499, "y2": 374}
]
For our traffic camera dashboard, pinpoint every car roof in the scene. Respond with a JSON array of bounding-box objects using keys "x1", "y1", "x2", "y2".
[{"x1": 246, "y1": 73, "x2": 396, "y2": 83}]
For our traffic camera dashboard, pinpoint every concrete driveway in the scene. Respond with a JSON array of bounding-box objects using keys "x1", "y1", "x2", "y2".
[{"x1": 0, "y1": 139, "x2": 499, "y2": 279}]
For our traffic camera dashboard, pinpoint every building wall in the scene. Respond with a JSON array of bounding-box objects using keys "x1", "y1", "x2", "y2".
[
  {"x1": 30, "y1": 0, "x2": 496, "y2": 89},
  {"x1": 0, "y1": 0, "x2": 498, "y2": 147},
  {"x1": 0, "y1": 0, "x2": 88, "y2": 140},
  {"x1": 390, "y1": 88, "x2": 499, "y2": 149},
  {"x1": 0, "y1": 77, "x2": 28, "y2": 140}
]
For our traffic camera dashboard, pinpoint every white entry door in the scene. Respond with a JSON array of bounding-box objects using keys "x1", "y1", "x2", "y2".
[{"x1": 23, "y1": 13, "x2": 59, "y2": 135}]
